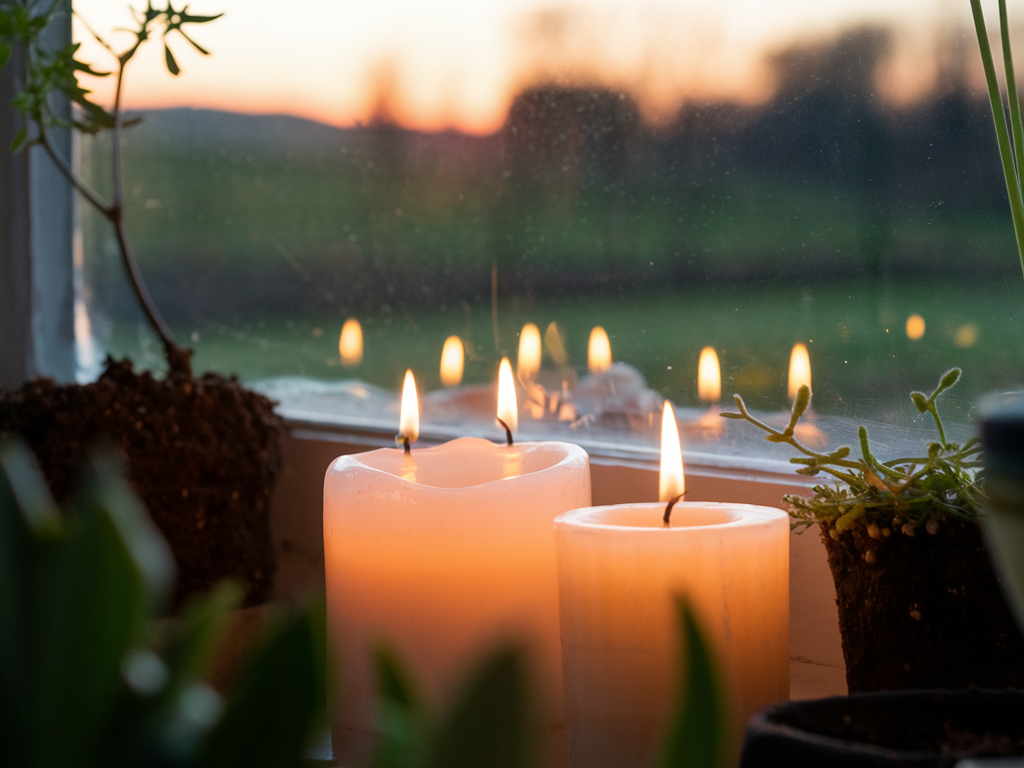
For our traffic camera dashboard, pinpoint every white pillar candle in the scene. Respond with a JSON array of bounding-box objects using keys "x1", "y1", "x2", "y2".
[
  {"x1": 324, "y1": 435, "x2": 591, "y2": 763},
  {"x1": 553, "y1": 501, "x2": 789, "y2": 768}
]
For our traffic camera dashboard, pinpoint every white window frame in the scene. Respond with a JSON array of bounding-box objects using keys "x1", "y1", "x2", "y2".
[{"x1": 0, "y1": 1, "x2": 75, "y2": 390}]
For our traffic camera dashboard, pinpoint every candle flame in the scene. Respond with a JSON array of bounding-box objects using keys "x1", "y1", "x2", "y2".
[
  {"x1": 588, "y1": 326, "x2": 612, "y2": 374},
  {"x1": 659, "y1": 400, "x2": 685, "y2": 502},
  {"x1": 788, "y1": 343, "x2": 811, "y2": 400},
  {"x1": 497, "y1": 356, "x2": 518, "y2": 433},
  {"x1": 697, "y1": 346, "x2": 721, "y2": 403},
  {"x1": 545, "y1": 321, "x2": 567, "y2": 365},
  {"x1": 399, "y1": 369, "x2": 419, "y2": 443},
  {"x1": 339, "y1": 318, "x2": 363, "y2": 367},
  {"x1": 440, "y1": 335, "x2": 465, "y2": 387},
  {"x1": 906, "y1": 313, "x2": 925, "y2": 340},
  {"x1": 517, "y1": 323, "x2": 542, "y2": 380}
]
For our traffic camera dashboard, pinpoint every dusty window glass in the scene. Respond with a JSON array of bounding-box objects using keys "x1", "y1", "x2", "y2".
[{"x1": 74, "y1": 0, "x2": 1023, "y2": 464}]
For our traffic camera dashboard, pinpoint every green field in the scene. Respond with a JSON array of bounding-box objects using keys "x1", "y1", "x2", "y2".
[{"x1": 97, "y1": 276, "x2": 1024, "y2": 431}]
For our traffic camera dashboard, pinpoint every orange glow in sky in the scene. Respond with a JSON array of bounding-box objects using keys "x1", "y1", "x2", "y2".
[{"x1": 73, "y1": 0, "x2": 980, "y2": 135}]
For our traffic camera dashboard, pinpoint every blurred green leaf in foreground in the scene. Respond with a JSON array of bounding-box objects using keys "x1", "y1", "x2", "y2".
[
  {"x1": 368, "y1": 595, "x2": 728, "y2": 768},
  {"x1": 0, "y1": 435, "x2": 325, "y2": 768}
]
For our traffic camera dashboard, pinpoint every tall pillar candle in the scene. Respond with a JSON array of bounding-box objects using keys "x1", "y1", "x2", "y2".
[
  {"x1": 554, "y1": 502, "x2": 789, "y2": 768},
  {"x1": 324, "y1": 436, "x2": 591, "y2": 764}
]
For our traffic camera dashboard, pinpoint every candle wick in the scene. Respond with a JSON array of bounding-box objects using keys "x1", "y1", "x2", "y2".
[
  {"x1": 396, "y1": 434, "x2": 411, "y2": 455},
  {"x1": 662, "y1": 492, "x2": 685, "y2": 528},
  {"x1": 496, "y1": 418, "x2": 514, "y2": 446}
]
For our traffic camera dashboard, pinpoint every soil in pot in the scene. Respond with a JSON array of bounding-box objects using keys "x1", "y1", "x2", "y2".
[
  {"x1": 0, "y1": 357, "x2": 282, "y2": 608},
  {"x1": 821, "y1": 517, "x2": 1024, "y2": 692},
  {"x1": 741, "y1": 689, "x2": 1024, "y2": 768}
]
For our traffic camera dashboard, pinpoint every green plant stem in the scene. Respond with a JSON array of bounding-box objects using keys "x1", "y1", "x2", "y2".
[
  {"x1": 727, "y1": 396, "x2": 861, "y2": 470},
  {"x1": 971, "y1": 0, "x2": 1024, "y2": 280},
  {"x1": 1001, "y1": 0, "x2": 1024, "y2": 178},
  {"x1": 931, "y1": 406, "x2": 949, "y2": 449},
  {"x1": 36, "y1": 125, "x2": 108, "y2": 212}
]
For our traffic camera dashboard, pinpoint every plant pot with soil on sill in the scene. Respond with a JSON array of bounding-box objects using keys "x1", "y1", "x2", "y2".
[
  {"x1": 724, "y1": 368, "x2": 1024, "y2": 692},
  {"x1": 0, "y1": 2, "x2": 281, "y2": 608}
]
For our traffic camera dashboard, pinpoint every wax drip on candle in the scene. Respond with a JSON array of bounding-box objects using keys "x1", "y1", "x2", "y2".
[{"x1": 397, "y1": 369, "x2": 419, "y2": 454}]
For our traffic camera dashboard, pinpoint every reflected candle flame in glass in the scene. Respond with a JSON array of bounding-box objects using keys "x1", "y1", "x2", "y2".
[
  {"x1": 659, "y1": 399, "x2": 685, "y2": 502},
  {"x1": 517, "y1": 323, "x2": 542, "y2": 380},
  {"x1": 440, "y1": 335, "x2": 465, "y2": 386},
  {"x1": 697, "y1": 346, "x2": 721, "y2": 404},
  {"x1": 788, "y1": 343, "x2": 811, "y2": 400},
  {"x1": 588, "y1": 326, "x2": 612, "y2": 374},
  {"x1": 497, "y1": 356, "x2": 518, "y2": 433},
  {"x1": 339, "y1": 318, "x2": 363, "y2": 367},
  {"x1": 906, "y1": 313, "x2": 926, "y2": 340},
  {"x1": 399, "y1": 369, "x2": 419, "y2": 444},
  {"x1": 545, "y1": 321, "x2": 567, "y2": 365}
]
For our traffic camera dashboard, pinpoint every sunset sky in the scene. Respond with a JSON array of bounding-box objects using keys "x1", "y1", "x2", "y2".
[{"x1": 73, "y1": 0, "x2": 988, "y2": 134}]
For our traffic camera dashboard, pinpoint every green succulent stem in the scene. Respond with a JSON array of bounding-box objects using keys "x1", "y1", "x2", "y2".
[{"x1": 723, "y1": 369, "x2": 983, "y2": 532}]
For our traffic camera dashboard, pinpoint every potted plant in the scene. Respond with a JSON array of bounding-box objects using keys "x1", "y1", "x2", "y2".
[
  {"x1": 0, "y1": 2, "x2": 281, "y2": 608},
  {"x1": 723, "y1": 369, "x2": 1024, "y2": 692}
]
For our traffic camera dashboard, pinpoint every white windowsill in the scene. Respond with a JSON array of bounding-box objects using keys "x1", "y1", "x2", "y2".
[{"x1": 269, "y1": 410, "x2": 848, "y2": 703}]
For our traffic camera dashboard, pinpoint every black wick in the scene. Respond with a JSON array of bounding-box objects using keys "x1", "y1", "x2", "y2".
[
  {"x1": 662, "y1": 492, "x2": 686, "y2": 528},
  {"x1": 496, "y1": 418, "x2": 514, "y2": 446},
  {"x1": 396, "y1": 434, "x2": 411, "y2": 455}
]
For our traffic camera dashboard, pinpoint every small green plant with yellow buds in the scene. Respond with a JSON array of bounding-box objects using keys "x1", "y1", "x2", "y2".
[{"x1": 722, "y1": 369, "x2": 983, "y2": 534}]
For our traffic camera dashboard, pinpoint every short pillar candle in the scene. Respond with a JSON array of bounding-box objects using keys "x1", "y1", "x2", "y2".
[{"x1": 554, "y1": 501, "x2": 789, "y2": 768}]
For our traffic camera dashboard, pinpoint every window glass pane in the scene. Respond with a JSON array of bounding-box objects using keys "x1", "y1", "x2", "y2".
[{"x1": 74, "y1": 0, "x2": 1022, "y2": 463}]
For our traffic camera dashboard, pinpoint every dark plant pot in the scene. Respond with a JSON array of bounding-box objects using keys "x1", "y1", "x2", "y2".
[
  {"x1": 820, "y1": 517, "x2": 1024, "y2": 691},
  {"x1": 741, "y1": 689, "x2": 1024, "y2": 767},
  {"x1": 0, "y1": 358, "x2": 282, "y2": 607}
]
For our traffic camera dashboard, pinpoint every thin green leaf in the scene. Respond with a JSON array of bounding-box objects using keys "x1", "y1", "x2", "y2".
[
  {"x1": 177, "y1": 29, "x2": 210, "y2": 55},
  {"x1": 0, "y1": 42, "x2": 11, "y2": 71},
  {"x1": 0, "y1": 438, "x2": 59, "y2": 767},
  {"x1": 178, "y1": 11, "x2": 225, "y2": 24},
  {"x1": 656, "y1": 598, "x2": 728, "y2": 768},
  {"x1": 1000, "y1": 0, "x2": 1024, "y2": 187},
  {"x1": 164, "y1": 42, "x2": 180, "y2": 75},
  {"x1": 371, "y1": 644, "x2": 428, "y2": 768},
  {"x1": 425, "y1": 645, "x2": 531, "y2": 768},
  {"x1": 9, "y1": 123, "x2": 27, "y2": 152},
  {"x1": 103, "y1": 581, "x2": 243, "y2": 767},
  {"x1": 0, "y1": 438, "x2": 60, "y2": 536},
  {"x1": 29, "y1": 449, "x2": 174, "y2": 768},
  {"x1": 195, "y1": 602, "x2": 327, "y2": 768},
  {"x1": 971, "y1": 0, "x2": 1024, "y2": 279}
]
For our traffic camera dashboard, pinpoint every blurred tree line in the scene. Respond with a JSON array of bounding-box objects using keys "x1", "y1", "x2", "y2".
[{"x1": 83, "y1": 25, "x2": 1013, "y2": 323}]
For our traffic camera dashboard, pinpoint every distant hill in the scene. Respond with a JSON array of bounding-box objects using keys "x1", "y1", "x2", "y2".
[{"x1": 124, "y1": 107, "x2": 354, "y2": 152}]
